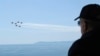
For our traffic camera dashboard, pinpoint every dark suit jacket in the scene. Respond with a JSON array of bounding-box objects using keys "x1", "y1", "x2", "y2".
[{"x1": 68, "y1": 28, "x2": 100, "y2": 56}]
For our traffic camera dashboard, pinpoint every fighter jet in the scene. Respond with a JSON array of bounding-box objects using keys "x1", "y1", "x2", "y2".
[
  {"x1": 17, "y1": 21, "x2": 20, "y2": 23},
  {"x1": 18, "y1": 26, "x2": 21, "y2": 27},
  {"x1": 15, "y1": 23, "x2": 17, "y2": 25},
  {"x1": 11, "y1": 22, "x2": 14, "y2": 24},
  {"x1": 21, "y1": 22, "x2": 23, "y2": 24},
  {"x1": 15, "y1": 24, "x2": 18, "y2": 27}
]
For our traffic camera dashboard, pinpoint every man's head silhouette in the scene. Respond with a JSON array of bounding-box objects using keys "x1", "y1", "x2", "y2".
[{"x1": 75, "y1": 4, "x2": 100, "y2": 34}]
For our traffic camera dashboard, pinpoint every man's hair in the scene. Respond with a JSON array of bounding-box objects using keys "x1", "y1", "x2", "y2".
[{"x1": 85, "y1": 19, "x2": 100, "y2": 29}]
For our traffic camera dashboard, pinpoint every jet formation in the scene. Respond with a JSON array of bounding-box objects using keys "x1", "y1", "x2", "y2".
[{"x1": 11, "y1": 21, "x2": 23, "y2": 27}]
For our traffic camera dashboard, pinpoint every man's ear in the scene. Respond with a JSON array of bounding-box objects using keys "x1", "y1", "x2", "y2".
[{"x1": 84, "y1": 21, "x2": 88, "y2": 32}]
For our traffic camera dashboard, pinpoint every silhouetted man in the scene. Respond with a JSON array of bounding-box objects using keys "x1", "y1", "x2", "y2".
[{"x1": 68, "y1": 4, "x2": 100, "y2": 56}]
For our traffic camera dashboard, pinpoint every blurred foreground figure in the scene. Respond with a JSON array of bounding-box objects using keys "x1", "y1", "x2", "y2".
[{"x1": 68, "y1": 4, "x2": 100, "y2": 56}]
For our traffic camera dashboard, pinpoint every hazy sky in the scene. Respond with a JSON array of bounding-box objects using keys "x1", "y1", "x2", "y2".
[{"x1": 0, "y1": 0, "x2": 99, "y2": 44}]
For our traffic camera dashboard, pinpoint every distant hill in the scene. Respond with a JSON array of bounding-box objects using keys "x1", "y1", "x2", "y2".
[{"x1": 0, "y1": 41, "x2": 73, "y2": 56}]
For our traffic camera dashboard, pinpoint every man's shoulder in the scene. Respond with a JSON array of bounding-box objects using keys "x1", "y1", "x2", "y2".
[
  {"x1": 70, "y1": 39, "x2": 82, "y2": 48},
  {"x1": 73, "y1": 39, "x2": 82, "y2": 45},
  {"x1": 72, "y1": 38, "x2": 88, "y2": 47}
]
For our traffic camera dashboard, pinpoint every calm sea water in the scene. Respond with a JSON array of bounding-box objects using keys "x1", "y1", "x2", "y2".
[{"x1": 0, "y1": 42, "x2": 73, "y2": 56}]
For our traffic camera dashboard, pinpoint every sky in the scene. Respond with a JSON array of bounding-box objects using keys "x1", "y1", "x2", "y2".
[{"x1": 0, "y1": 0, "x2": 99, "y2": 44}]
